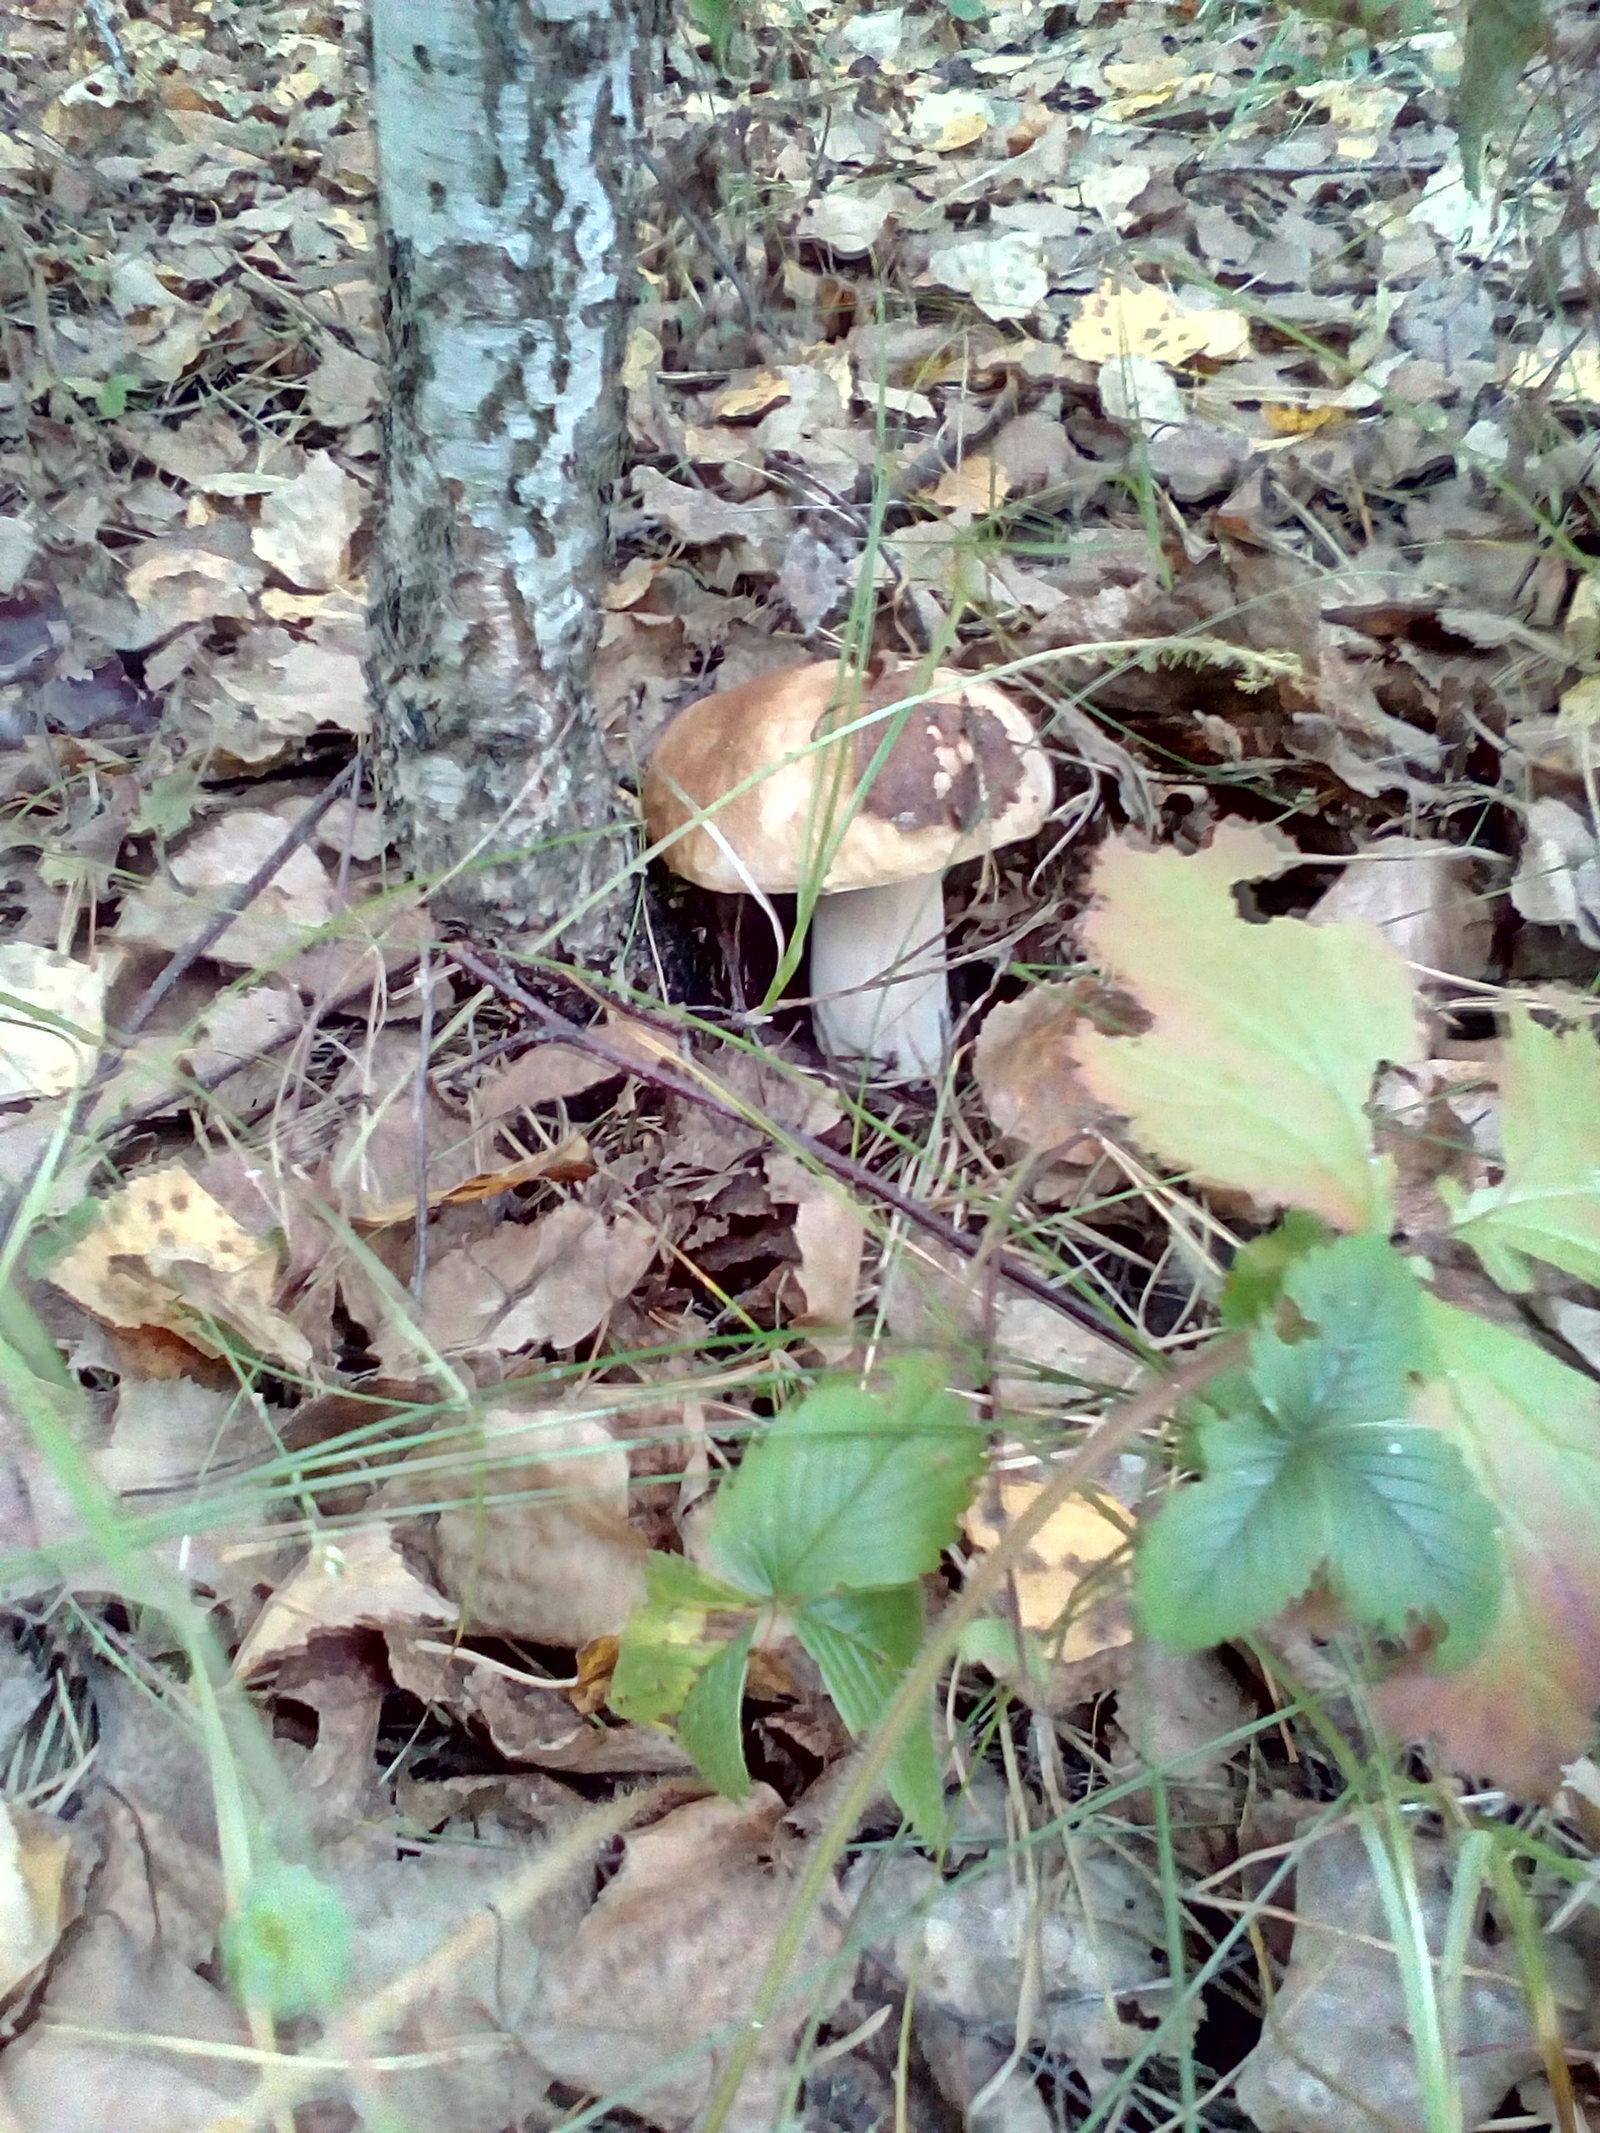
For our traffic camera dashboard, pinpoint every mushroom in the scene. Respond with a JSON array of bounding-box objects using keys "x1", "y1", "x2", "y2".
[{"x1": 642, "y1": 658, "x2": 1053, "y2": 1080}]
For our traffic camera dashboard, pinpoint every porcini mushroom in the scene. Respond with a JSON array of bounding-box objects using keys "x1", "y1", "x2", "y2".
[{"x1": 642, "y1": 659, "x2": 1053, "y2": 1080}]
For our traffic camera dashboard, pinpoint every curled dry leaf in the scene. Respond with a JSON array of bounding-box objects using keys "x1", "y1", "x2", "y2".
[
  {"x1": 526, "y1": 1786, "x2": 849, "y2": 2132},
  {"x1": 414, "y1": 1395, "x2": 649, "y2": 1645},
  {"x1": 234, "y1": 1523, "x2": 456, "y2": 1675},
  {"x1": 50, "y1": 1164, "x2": 313, "y2": 1371},
  {"x1": 477, "y1": 1010, "x2": 668, "y2": 1114}
]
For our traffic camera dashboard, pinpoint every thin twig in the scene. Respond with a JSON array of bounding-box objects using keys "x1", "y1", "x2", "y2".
[{"x1": 449, "y1": 944, "x2": 1147, "y2": 1363}]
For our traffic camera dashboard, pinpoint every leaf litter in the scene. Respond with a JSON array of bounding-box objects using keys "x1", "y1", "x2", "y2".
[{"x1": 1, "y1": 0, "x2": 1600, "y2": 2127}]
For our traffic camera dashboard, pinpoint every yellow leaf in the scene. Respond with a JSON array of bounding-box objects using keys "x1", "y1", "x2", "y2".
[
  {"x1": 925, "y1": 452, "x2": 1012, "y2": 515},
  {"x1": 51, "y1": 1164, "x2": 313, "y2": 1370},
  {"x1": 712, "y1": 369, "x2": 792, "y2": 422},
  {"x1": 1262, "y1": 403, "x2": 1348, "y2": 436},
  {"x1": 1067, "y1": 282, "x2": 1250, "y2": 369},
  {"x1": 964, "y1": 1479, "x2": 1131, "y2": 1659}
]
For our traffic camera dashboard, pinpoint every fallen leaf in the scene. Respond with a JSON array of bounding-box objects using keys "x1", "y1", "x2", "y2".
[
  {"x1": 235, "y1": 1524, "x2": 456, "y2": 1674},
  {"x1": 1308, "y1": 839, "x2": 1491, "y2": 980},
  {"x1": 909, "y1": 89, "x2": 994, "y2": 153},
  {"x1": 1067, "y1": 281, "x2": 1250, "y2": 367},
  {"x1": 251, "y1": 449, "x2": 366, "y2": 591},
  {"x1": 1511, "y1": 797, "x2": 1600, "y2": 945},
  {"x1": 526, "y1": 1786, "x2": 848, "y2": 2131},
  {"x1": 972, "y1": 983, "x2": 1122, "y2": 1154},
  {"x1": 418, "y1": 1395, "x2": 649, "y2": 1645},
  {"x1": 923, "y1": 232, "x2": 1050, "y2": 323},
  {"x1": 51, "y1": 1164, "x2": 313, "y2": 1371},
  {"x1": 113, "y1": 811, "x2": 337, "y2": 968},
  {"x1": 0, "y1": 944, "x2": 106, "y2": 1098},
  {"x1": 712, "y1": 369, "x2": 792, "y2": 422},
  {"x1": 0, "y1": 1800, "x2": 73, "y2": 2000},
  {"x1": 1233, "y1": 1824, "x2": 1581, "y2": 2132},
  {"x1": 766, "y1": 1150, "x2": 865, "y2": 1346},
  {"x1": 1445, "y1": 1011, "x2": 1600, "y2": 1292},
  {"x1": 964, "y1": 1476, "x2": 1130, "y2": 1654},
  {"x1": 925, "y1": 451, "x2": 1011, "y2": 516}
]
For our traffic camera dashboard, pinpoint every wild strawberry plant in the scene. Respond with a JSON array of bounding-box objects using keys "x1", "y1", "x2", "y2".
[{"x1": 616, "y1": 823, "x2": 1600, "y2": 1809}]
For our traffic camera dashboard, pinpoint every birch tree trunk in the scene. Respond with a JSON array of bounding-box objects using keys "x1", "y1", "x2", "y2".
[{"x1": 367, "y1": 0, "x2": 646, "y2": 959}]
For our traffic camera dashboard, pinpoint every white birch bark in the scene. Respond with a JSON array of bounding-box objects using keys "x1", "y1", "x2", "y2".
[{"x1": 367, "y1": 0, "x2": 648, "y2": 957}]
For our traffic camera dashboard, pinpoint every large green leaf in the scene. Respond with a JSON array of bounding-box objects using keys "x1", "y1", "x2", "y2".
[
  {"x1": 1445, "y1": 1010, "x2": 1600, "y2": 1294},
  {"x1": 795, "y1": 1585, "x2": 942, "y2": 1842},
  {"x1": 1378, "y1": 1300, "x2": 1600, "y2": 1794},
  {"x1": 1071, "y1": 827, "x2": 1423, "y2": 1231},
  {"x1": 708, "y1": 1359, "x2": 985, "y2": 1602},
  {"x1": 1138, "y1": 1236, "x2": 1502, "y2": 1660}
]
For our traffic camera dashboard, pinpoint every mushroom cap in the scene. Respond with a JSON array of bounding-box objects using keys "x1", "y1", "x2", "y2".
[{"x1": 642, "y1": 660, "x2": 1053, "y2": 895}]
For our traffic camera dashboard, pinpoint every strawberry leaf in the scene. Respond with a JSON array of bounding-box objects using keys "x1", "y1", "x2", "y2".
[
  {"x1": 1445, "y1": 1010, "x2": 1600, "y2": 1293},
  {"x1": 1377, "y1": 1300, "x2": 1600, "y2": 1794},
  {"x1": 609, "y1": 1552, "x2": 756, "y2": 1728},
  {"x1": 1139, "y1": 1236, "x2": 1502, "y2": 1659},
  {"x1": 677, "y1": 1620, "x2": 755, "y2": 1799},
  {"x1": 1072, "y1": 827, "x2": 1423, "y2": 1230},
  {"x1": 795, "y1": 1585, "x2": 942, "y2": 1842},
  {"x1": 708, "y1": 1357, "x2": 984, "y2": 1601}
]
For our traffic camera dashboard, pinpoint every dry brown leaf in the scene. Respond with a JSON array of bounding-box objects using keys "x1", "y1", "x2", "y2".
[
  {"x1": 766, "y1": 1151, "x2": 865, "y2": 1343},
  {"x1": 234, "y1": 1523, "x2": 457, "y2": 1674},
  {"x1": 526, "y1": 1786, "x2": 848, "y2": 2132},
  {"x1": 712, "y1": 368, "x2": 792, "y2": 422},
  {"x1": 325, "y1": 1029, "x2": 490, "y2": 1224},
  {"x1": 1233, "y1": 1827, "x2": 1586, "y2": 2133},
  {"x1": 416, "y1": 1395, "x2": 649, "y2": 1644},
  {"x1": 113, "y1": 810, "x2": 336, "y2": 967},
  {"x1": 1308, "y1": 839, "x2": 1491, "y2": 980},
  {"x1": 925, "y1": 451, "x2": 1011, "y2": 518},
  {"x1": 477, "y1": 1012, "x2": 668, "y2": 1115},
  {"x1": 973, "y1": 983, "x2": 1119, "y2": 1153},
  {"x1": 251, "y1": 448, "x2": 366, "y2": 590},
  {"x1": 0, "y1": 1801, "x2": 74, "y2": 2001},
  {"x1": 51, "y1": 1165, "x2": 313, "y2": 1370},
  {"x1": 356, "y1": 1134, "x2": 592, "y2": 1226}
]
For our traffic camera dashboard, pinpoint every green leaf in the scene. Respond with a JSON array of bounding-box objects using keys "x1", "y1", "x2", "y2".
[
  {"x1": 222, "y1": 1862, "x2": 351, "y2": 2018},
  {"x1": 1445, "y1": 1010, "x2": 1600, "y2": 1294},
  {"x1": 796, "y1": 1586, "x2": 943, "y2": 1843},
  {"x1": 1071, "y1": 826, "x2": 1422, "y2": 1231},
  {"x1": 1138, "y1": 1236, "x2": 1502, "y2": 1661},
  {"x1": 1377, "y1": 1300, "x2": 1600, "y2": 1792},
  {"x1": 609, "y1": 1551, "x2": 756, "y2": 1728},
  {"x1": 708, "y1": 1357, "x2": 985, "y2": 1602},
  {"x1": 1220, "y1": 1210, "x2": 1334, "y2": 1329},
  {"x1": 677, "y1": 1620, "x2": 754, "y2": 1799}
]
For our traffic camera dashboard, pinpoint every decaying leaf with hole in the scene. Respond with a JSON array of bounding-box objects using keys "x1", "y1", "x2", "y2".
[
  {"x1": 1071, "y1": 827, "x2": 1424, "y2": 1230},
  {"x1": 50, "y1": 1164, "x2": 313, "y2": 1371}
]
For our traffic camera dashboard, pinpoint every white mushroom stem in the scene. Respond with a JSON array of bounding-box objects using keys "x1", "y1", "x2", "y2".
[{"x1": 808, "y1": 873, "x2": 951, "y2": 1082}]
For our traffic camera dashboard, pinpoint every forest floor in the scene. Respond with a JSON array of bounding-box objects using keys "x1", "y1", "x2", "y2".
[{"x1": 0, "y1": 0, "x2": 1599, "y2": 2128}]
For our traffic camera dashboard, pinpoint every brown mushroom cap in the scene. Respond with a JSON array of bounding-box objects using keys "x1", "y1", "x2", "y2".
[{"x1": 642, "y1": 660, "x2": 1053, "y2": 895}]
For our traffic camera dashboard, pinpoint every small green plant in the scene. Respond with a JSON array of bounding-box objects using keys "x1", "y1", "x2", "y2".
[
  {"x1": 612, "y1": 1359, "x2": 984, "y2": 1839},
  {"x1": 617, "y1": 821, "x2": 1600, "y2": 1809}
]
